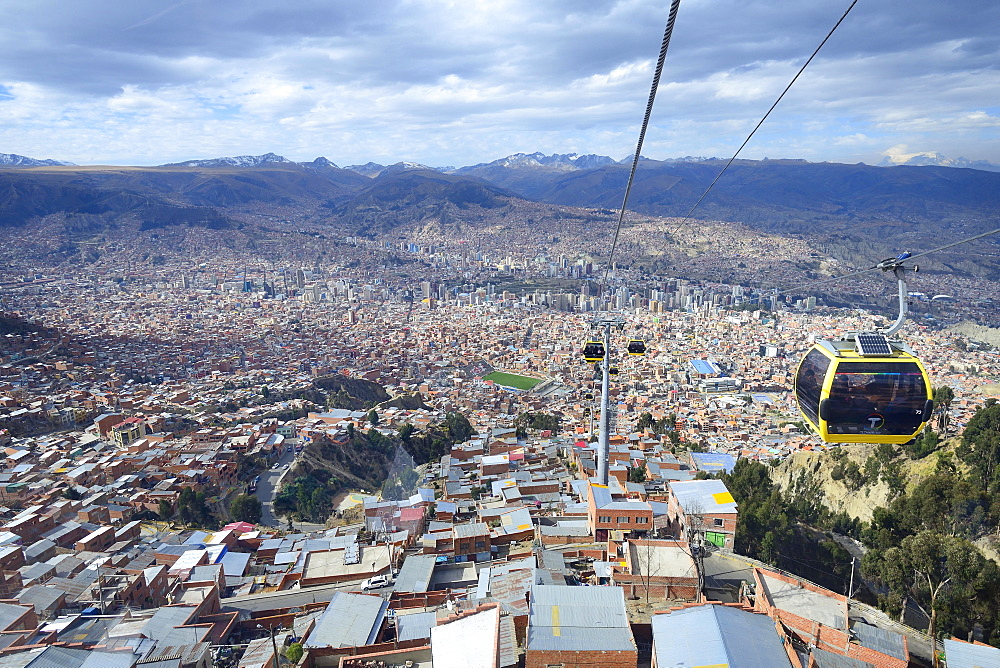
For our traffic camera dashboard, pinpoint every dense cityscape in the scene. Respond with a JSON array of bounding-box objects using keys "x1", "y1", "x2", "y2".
[{"x1": 0, "y1": 228, "x2": 997, "y2": 668}]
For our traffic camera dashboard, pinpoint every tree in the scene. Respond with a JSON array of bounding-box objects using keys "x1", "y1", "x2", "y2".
[
  {"x1": 514, "y1": 411, "x2": 561, "y2": 438},
  {"x1": 310, "y1": 487, "x2": 330, "y2": 521},
  {"x1": 230, "y1": 494, "x2": 262, "y2": 524},
  {"x1": 398, "y1": 423, "x2": 414, "y2": 443},
  {"x1": 627, "y1": 466, "x2": 647, "y2": 483},
  {"x1": 934, "y1": 386, "x2": 955, "y2": 431},
  {"x1": 158, "y1": 499, "x2": 173, "y2": 521},
  {"x1": 286, "y1": 643, "x2": 303, "y2": 664},
  {"x1": 903, "y1": 531, "x2": 983, "y2": 668},
  {"x1": 261, "y1": 385, "x2": 270, "y2": 399},
  {"x1": 630, "y1": 539, "x2": 660, "y2": 606},
  {"x1": 444, "y1": 411, "x2": 474, "y2": 442},
  {"x1": 368, "y1": 409, "x2": 380, "y2": 426},
  {"x1": 178, "y1": 487, "x2": 212, "y2": 526},
  {"x1": 957, "y1": 402, "x2": 1000, "y2": 490}
]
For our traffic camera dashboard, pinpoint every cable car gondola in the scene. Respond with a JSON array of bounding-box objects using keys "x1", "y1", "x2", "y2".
[
  {"x1": 627, "y1": 339, "x2": 647, "y2": 356},
  {"x1": 793, "y1": 257, "x2": 932, "y2": 444},
  {"x1": 794, "y1": 334, "x2": 932, "y2": 444},
  {"x1": 609, "y1": 366, "x2": 620, "y2": 376},
  {"x1": 582, "y1": 340, "x2": 605, "y2": 363}
]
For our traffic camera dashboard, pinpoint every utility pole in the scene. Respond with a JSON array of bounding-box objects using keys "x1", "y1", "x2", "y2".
[
  {"x1": 258, "y1": 623, "x2": 280, "y2": 668},
  {"x1": 848, "y1": 556, "x2": 855, "y2": 599}
]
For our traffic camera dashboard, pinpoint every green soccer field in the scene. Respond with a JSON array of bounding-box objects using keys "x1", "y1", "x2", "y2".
[{"x1": 482, "y1": 371, "x2": 543, "y2": 390}]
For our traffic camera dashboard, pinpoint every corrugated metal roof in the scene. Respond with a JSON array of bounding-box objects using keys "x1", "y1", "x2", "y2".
[
  {"x1": 589, "y1": 483, "x2": 613, "y2": 508},
  {"x1": 144, "y1": 607, "x2": 196, "y2": 641},
  {"x1": 305, "y1": 592, "x2": 388, "y2": 649},
  {"x1": 219, "y1": 551, "x2": 250, "y2": 577},
  {"x1": 669, "y1": 479, "x2": 738, "y2": 514},
  {"x1": 943, "y1": 637, "x2": 1000, "y2": 668},
  {"x1": 527, "y1": 585, "x2": 634, "y2": 652},
  {"x1": 394, "y1": 554, "x2": 436, "y2": 594},
  {"x1": 851, "y1": 622, "x2": 906, "y2": 660},
  {"x1": 651, "y1": 604, "x2": 793, "y2": 668},
  {"x1": 78, "y1": 650, "x2": 137, "y2": 668},
  {"x1": 810, "y1": 647, "x2": 875, "y2": 668},
  {"x1": 453, "y1": 523, "x2": 489, "y2": 539},
  {"x1": 237, "y1": 636, "x2": 276, "y2": 668},
  {"x1": 498, "y1": 611, "x2": 517, "y2": 667},
  {"x1": 15, "y1": 646, "x2": 91, "y2": 668},
  {"x1": 395, "y1": 611, "x2": 436, "y2": 641}
]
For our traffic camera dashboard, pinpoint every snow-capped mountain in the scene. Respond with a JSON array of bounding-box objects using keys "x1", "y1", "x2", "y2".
[
  {"x1": 345, "y1": 161, "x2": 434, "y2": 178},
  {"x1": 469, "y1": 151, "x2": 618, "y2": 171},
  {"x1": 878, "y1": 151, "x2": 1000, "y2": 172},
  {"x1": 0, "y1": 152, "x2": 74, "y2": 167},
  {"x1": 164, "y1": 152, "x2": 293, "y2": 168}
]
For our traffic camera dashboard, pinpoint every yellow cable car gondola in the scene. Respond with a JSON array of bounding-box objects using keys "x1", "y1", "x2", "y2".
[
  {"x1": 582, "y1": 340, "x2": 605, "y2": 363},
  {"x1": 794, "y1": 335, "x2": 932, "y2": 444},
  {"x1": 627, "y1": 338, "x2": 647, "y2": 355},
  {"x1": 793, "y1": 255, "x2": 932, "y2": 444}
]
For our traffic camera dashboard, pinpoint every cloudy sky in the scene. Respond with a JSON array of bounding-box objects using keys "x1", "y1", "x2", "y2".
[{"x1": 0, "y1": 0, "x2": 997, "y2": 167}]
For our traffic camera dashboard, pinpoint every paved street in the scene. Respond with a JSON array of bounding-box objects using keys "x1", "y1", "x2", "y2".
[{"x1": 255, "y1": 447, "x2": 295, "y2": 527}]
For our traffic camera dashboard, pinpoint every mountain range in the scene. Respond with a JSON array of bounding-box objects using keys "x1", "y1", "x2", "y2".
[
  {"x1": 2, "y1": 150, "x2": 999, "y2": 279},
  {"x1": 0, "y1": 152, "x2": 75, "y2": 167}
]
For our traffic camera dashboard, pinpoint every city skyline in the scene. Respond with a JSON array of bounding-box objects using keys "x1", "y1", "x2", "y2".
[{"x1": 1, "y1": 0, "x2": 998, "y2": 167}]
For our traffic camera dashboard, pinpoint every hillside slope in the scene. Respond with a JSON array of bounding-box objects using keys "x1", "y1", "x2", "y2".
[{"x1": 770, "y1": 440, "x2": 961, "y2": 522}]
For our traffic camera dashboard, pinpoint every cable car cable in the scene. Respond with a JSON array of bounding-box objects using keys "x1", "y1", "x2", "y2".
[
  {"x1": 601, "y1": 0, "x2": 682, "y2": 291},
  {"x1": 774, "y1": 224, "x2": 1000, "y2": 297},
  {"x1": 664, "y1": 0, "x2": 860, "y2": 238}
]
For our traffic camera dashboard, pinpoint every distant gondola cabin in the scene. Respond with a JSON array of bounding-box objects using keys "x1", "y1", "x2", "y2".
[
  {"x1": 627, "y1": 339, "x2": 647, "y2": 356},
  {"x1": 582, "y1": 341, "x2": 605, "y2": 363},
  {"x1": 794, "y1": 336, "x2": 933, "y2": 444}
]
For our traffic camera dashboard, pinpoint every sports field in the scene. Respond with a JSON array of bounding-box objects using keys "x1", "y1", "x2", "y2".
[{"x1": 482, "y1": 371, "x2": 543, "y2": 390}]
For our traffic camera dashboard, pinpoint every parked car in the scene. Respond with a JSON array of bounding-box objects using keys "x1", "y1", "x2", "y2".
[{"x1": 362, "y1": 575, "x2": 391, "y2": 591}]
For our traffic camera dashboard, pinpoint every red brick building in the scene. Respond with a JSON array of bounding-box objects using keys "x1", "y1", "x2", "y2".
[
  {"x1": 587, "y1": 482, "x2": 653, "y2": 542},
  {"x1": 452, "y1": 522, "x2": 490, "y2": 561}
]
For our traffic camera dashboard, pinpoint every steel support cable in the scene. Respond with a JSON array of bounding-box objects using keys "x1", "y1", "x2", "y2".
[
  {"x1": 775, "y1": 224, "x2": 1000, "y2": 297},
  {"x1": 666, "y1": 0, "x2": 860, "y2": 237},
  {"x1": 602, "y1": 0, "x2": 682, "y2": 292}
]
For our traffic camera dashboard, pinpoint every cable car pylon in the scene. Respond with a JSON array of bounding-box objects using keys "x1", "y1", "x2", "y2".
[{"x1": 582, "y1": 316, "x2": 625, "y2": 485}]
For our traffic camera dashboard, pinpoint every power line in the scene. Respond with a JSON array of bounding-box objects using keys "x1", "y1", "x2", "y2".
[
  {"x1": 772, "y1": 551, "x2": 851, "y2": 585},
  {"x1": 665, "y1": 0, "x2": 860, "y2": 238},
  {"x1": 602, "y1": 0, "x2": 682, "y2": 290},
  {"x1": 775, "y1": 224, "x2": 1000, "y2": 297}
]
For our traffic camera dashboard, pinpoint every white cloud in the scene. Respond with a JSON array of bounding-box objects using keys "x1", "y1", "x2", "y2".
[{"x1": 0, "y1": 0, "x2": 997, "y2": 166}]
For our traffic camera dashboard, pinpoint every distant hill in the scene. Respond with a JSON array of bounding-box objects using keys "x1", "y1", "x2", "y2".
[
  {"x1": 328, "y1": 168, "x2": 518, "y2": 236},
  {"x1": 0, "y1": 162, "x2": 368, "y2": 228},
  {"x1": 2, "y1": 152, "x2": 999, "y2": 279},
  {"x1": 461, "y1": 157, "x2": 1000, "y2": 227}
]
